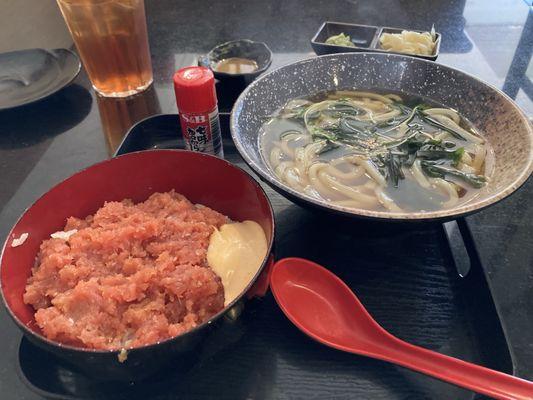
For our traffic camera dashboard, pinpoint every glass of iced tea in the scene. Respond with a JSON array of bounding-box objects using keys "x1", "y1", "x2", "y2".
[{"x1": 57, "y1": 0, "x2": 153, "y2": 97}]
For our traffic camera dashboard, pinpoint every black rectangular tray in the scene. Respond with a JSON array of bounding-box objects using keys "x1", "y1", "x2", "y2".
[
  {"x1": 311, "y1": 21, "x2": 441, "y2": 60},
  {"x1": 16, "y1": 113, "x2": 513, "y2": 400}
]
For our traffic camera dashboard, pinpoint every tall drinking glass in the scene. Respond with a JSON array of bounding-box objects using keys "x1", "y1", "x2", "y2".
[{"x1": 56, "y1": 0, "x2": 153, "y2": 97}]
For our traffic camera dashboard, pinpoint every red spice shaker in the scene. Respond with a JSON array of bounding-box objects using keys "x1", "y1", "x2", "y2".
[{"x1": 173, "y1": 66, "x2": 224, "y2": 157}]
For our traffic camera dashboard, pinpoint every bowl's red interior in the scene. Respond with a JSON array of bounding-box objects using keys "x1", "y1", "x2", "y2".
[{"x1": 0, "y1": 150, "x2": 274, "y2": 336}]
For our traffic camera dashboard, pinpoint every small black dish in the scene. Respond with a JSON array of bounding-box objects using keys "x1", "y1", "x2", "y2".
[
  {"x1": 198, "y1": 39, "x2": 272, "y2": 83},
  {"x1": 0, "y1": 48, "x2": 81, "y2": 111},
  {"x1": 311, "y1": 21, "x2": 441, "y2": 61},
  {"x1": 311, "y1": 21, "x2": 379, "y2": 55},
  {"x1": 198, "y1": 40, "x2": 273, "y2": 110}
]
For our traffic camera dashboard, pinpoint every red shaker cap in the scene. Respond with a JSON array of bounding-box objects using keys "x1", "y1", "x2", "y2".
[{"x1": 173, "y1": 66, "x2": 217, "y2": 113}]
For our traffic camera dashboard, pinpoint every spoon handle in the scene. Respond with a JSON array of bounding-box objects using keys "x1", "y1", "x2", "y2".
[{"x1": 379, "y1": 337, "x2": 533, "y2": 400}]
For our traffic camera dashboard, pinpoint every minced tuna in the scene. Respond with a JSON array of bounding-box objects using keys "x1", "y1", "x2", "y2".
[{"x1": 23, "y1": 191, "x2": 228, "y2": 350}]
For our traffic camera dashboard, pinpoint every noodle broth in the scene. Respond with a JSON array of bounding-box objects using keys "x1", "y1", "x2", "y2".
[{"x1": 260, "y1": 90, "x2": 494, "y2": 213}]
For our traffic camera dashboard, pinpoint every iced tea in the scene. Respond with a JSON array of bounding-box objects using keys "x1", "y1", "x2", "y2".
[{"x1": 57, "y1": 0, "x2": 153, "y2": 97}]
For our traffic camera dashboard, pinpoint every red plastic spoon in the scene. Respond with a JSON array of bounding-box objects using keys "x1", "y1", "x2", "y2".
[{"x1": 270, "y1": 258, "x2": 533, "y2": 400}]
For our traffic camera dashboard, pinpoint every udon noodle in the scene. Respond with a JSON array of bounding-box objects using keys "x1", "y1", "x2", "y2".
[{"x1": 260, "y1": 90, "x2": 493, "y2": 213}]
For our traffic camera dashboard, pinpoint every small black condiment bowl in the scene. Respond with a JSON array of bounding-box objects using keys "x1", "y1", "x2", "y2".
[
  {"x1": 199, "y1": 39, "x2": 272, "y2": 83},
  {"x1": 198, "y1": 39, "x2": 273, "y2": 109}
]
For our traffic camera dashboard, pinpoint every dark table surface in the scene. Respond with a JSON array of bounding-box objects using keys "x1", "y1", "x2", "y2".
[{"x1": 0, "y1": 0, "x2": 532, "y2": 399}]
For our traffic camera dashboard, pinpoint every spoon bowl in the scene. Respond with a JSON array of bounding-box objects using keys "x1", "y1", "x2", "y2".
[
  {"x1": 271, "y1": 258, "x2": 533, "y2": 400},
  {"x1": 270, "y1": 257, "x2": 393, "y2": 355}
]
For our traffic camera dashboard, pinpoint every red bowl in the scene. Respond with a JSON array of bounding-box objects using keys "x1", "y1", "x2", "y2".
[{"x1": 0, "y1": 150, "x2": 275, "y2": 379}]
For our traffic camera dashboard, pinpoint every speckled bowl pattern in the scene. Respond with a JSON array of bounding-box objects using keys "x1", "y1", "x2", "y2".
[{"x1": 231, "y1": 52, "x2": 533, "y2": 221}]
